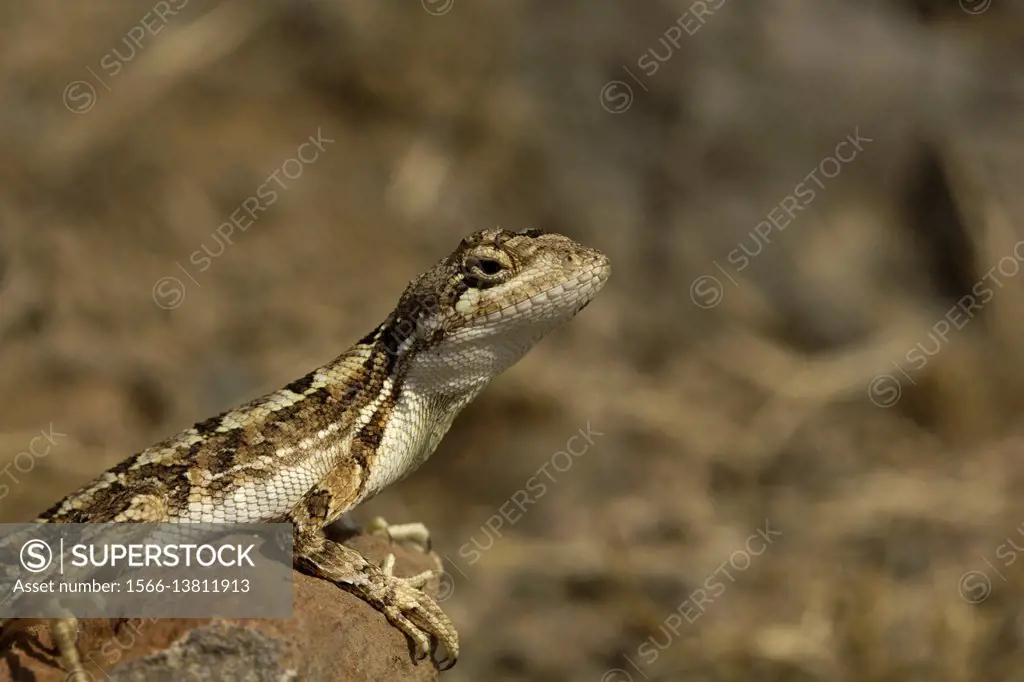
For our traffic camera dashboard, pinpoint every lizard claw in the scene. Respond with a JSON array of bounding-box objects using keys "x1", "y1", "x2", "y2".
[{"x1": 365, "y1": 560, "x2": 459, "y2": 668}]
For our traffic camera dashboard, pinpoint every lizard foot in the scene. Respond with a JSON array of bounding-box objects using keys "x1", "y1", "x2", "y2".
[
  {"x1": 366, "y1": 517, "x2": 432, "y2": 553},
  {"x1": 372, "y1": 553, "x2": 457, "y2": 668},
  {"x1": 295, "y1": 534, "x2": 458, "y2": 669}
]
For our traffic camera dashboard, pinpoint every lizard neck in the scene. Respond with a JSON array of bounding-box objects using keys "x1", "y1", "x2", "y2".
[{"x1": 351, "y1": 355, "x2": 490, "y2": 504}]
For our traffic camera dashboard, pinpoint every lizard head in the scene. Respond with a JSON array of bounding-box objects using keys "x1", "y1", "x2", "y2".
[
  {"x1": 448, "y1": 227, "x2": 610, "y2": 327},
  {"x1": 385, "y1": 228, "x2": 610, "y2": 390}
]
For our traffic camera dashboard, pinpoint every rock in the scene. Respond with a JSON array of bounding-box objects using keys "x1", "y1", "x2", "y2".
[{"x1": 0, "y1": 535, "x2": 445, "y2": 682}]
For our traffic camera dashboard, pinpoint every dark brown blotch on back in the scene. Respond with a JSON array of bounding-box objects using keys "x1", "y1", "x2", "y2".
[
  {"x1": 66, "y1": 480, "x2": 135, "y2": 521},
  {"x1": 284, "y1": 371, "x2": 318, "y2": 395},
  {"x1": 123, "y1": 463, "x2": 191, "y2": 488},
  {"x1": 194, "y1": 413, "x2": 229, "y2": 437},
  {"x1": 42, "y1": 477, "x2": 176, "y2": 523},
  {"x1": 183, "y1": 427, "x2": 247, "y2": 473},
  {"x1": 303, "y1": 386, "x2": 335, "y2": 408},
  {"x1": 356, "y1": 324, "x2": 384, "y2": 347},
  {"x1": 203, "y1": 445, "x2": 237, "y2": 476}
]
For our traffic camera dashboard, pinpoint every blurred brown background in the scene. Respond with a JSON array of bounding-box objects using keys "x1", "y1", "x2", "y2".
[{"x1": 3, "y1": 0, "x2": 1024, "y2": 679}]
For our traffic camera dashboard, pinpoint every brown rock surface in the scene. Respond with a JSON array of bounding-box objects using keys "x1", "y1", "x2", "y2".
[{"x1": 0, "y1": 535, "x2": 443, "y2": 682}]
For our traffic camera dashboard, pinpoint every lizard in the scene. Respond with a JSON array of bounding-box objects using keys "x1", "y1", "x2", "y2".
[{"x1": 1, "y1": 227, "x2": 611, "y2": 679}]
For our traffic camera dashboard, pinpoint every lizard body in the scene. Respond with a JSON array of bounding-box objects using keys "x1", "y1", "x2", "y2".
[{"x1": 12, "y1": 227, "x2": 610, "y2": 677}]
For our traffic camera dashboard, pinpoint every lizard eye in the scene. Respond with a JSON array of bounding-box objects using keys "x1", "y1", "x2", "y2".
[
  {"x1": 463, "y1": 253, "x2": 509, "y2": 287},
  {"x1": 475, "y1": 258, "x2": 502, "y2": 275}
]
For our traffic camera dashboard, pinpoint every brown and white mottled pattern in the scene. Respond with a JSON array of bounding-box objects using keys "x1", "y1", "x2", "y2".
[{"x1": 17, "y1": 228, "x2": 611, "y2": 678}]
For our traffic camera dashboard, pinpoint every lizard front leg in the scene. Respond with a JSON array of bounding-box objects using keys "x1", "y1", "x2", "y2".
[{"x1": 289, "y1": 494, "x2": 459, "y2": 668}]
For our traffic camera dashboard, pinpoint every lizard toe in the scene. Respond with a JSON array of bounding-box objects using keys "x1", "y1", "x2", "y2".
[
  {"x1": 366, "y1": 518, "x2": 433, "y2": 554},
  {"x1": 378, "y1": 573, "x2": 459, "y2": 668},
  {"x1": 382, "y1": 601, "x2": 433, "y2": 660}
]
